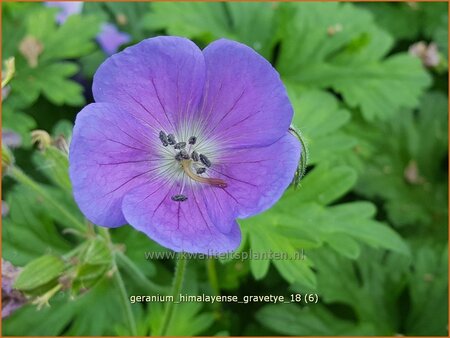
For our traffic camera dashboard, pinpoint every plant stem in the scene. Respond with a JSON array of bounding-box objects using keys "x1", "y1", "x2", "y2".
[
  {"x1": 207, "y1": 258, "x2": 220, "y2": 296},
  {"x1": 113, "y1": 261, "x2": 138, "y2": 336},
  {"x1": 207, "y1": 258, "x2": 222, "y2": 314},
  {"x1": 8, "y1": 166, "x2": 85, "y2": 232},
  {"x1": 115, "y1": 251, "x2": 170, "y2": 295},
  {"x1": 159, "y1": 254, "x2": 187, "y2": 336},
  {"x1": 100, "y1": 228, "x2": 137, "y2": 336}
]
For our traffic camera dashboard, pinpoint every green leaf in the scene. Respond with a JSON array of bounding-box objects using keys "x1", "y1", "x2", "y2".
[
  {"x1": 71, "y1": 238, "x2": 113, "y2": 294},
  {"x1": 111, "y1": 226, "x2": 161, "y2": 280},
  {"x1": 294, "y1": 163, "x2": 357, "y2": 205},
  {"x1": 33, "y1": 146, "x2": 71, "y2": 192},
  {"x1": 344, "y1": 92, "x2": 448, "y2": 231},
  {"x1": 405, "y1": 244, "x2": 448, "y2": 335},
  {"x1": 11, "y1": 61, "x2": 85, "y2": 107},
  {"x1": 295, "y1": 247, "x2": 412, "y2": 335},
  {"x1": 289, "y1": 89, "x2": 356, "y2": 164},
  {"x1": 3, "y1": 185, "x2": 72, "y2": 266},
  {"x1": 2, "y1": 3, "x2": 35, "y2": 58},
  {"x1": 3, "y1": 278, "x2": 126, "y2": 336},
  {"x1": 41, "y1": 63, "x2": 85, "y2": 105},
  {"x1": 278, "y1": 2, "x2": 431, "y2": 121},
  {"x1": 248, "y1": 230, "x2": 271, "y2": 280},
  {"x1": 25, "y1": 7, "x2": 57, "y2": 41},
  {"x1": 144, "y1": 2, "x2": 278, "y2": 59},
  {"x1": 14, "y1": 254, "x2": 65, "y2": 291},
  {"x1": 242, "y1": 216, "x2": 316, "y2": 288},
  {"x1": 4, "y1": 6, "x2": 100, "y2": 108},
  {"x1": 361, "y1": 3, "x2": 421, "y2": 40},
  {"x1": 331, "y1": 218, "x2": 410, "y2": 256},
  {"x1": 39, "y1": 14, "x2": 100, "y2": 62},
  {"x1": 256, "y1": 303, "x2": 376, "y2": 335},
  {"x1": 243, "y1": 162, "x2": 409, "y2": 286},
  {"x1": 52, "y1": 119, "x2": 74, "y2": 141},
  {"x1": 145, "y1": 3, "x2": 228, "y2": 40},
  {"x1": 325, "y1": 233, "x2": 360, "y2": 259},
  {"x1": 2, "y1": 105, "x2": 37, "y2": 148},
  {"x1": 422, "y1": 2, "x2": 448, "y2": 57},
  {"x1": 79, "y1": 50, "x2": 107, "y2": 78},
  {"x1": 149, "y1": 269, "x2": 215, "y2": 336}
]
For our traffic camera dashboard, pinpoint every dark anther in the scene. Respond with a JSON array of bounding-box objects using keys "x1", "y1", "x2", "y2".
[
  {"x1": 174, "y1": 142, "x2": 186, "y2": 149},
  {"x1": 159, "y1": 131, "x2": 169, "y2": 146},
  {"x1": 171, "y1": 194, "x2": 188, "y2": 202},
  {"x1": 180, "y1": 149, "x2": 190, "y2": 160},
  {"x1": 167, "y1": 134, "x2": 176, "y2": 145},
  {"x1": 191, "y1": 150, "x2": 199, "y2": 162},
  {"x1": 188, "y1": 136, "x2": 197, "y2": 145},
  {"x1": 175, "y1": 153, "x2": 183, "y2": 161},
  {"x1": 199, "y1": 154, "x2": 211, "y2": 167},
  {"x1": 196, "y1": 167, "x2": 206, "y2": 175}
]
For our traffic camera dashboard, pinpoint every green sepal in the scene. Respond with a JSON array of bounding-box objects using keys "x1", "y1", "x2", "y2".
[
  {"x1": 14, "y1": 254, "x2": 65, "y2": 293},
  {"x1": 289, "y1": 125, "x2": 309, "y2": 188},
  {"x1": 70, "y1": 238, "x2": 113, "y2": 295}
]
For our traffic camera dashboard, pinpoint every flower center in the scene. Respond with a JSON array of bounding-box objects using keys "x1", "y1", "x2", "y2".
[{"x1": 158, "y1": 130, "x2": 227, "y2": 202}]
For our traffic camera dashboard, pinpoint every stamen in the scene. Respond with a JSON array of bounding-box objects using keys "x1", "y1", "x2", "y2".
[
  {"x1": 181, "y1": 160, "x2": 227, "y2": 188},
  {"x1": 175, "y1": 149, "x2": 190, "y2": 161},
  {"x1": 174, "y1": 142, "x2": 186, "y2": 149},
  {"x1": 196, "y1": 167, "x2": 206, "y2": 175},
  {"x1": 191, "y1": 150, "x2": 199, "y2": 162},
  {"x1": 167, "y1": 134, "x2": 176, "y2": 145},
  {"x1": 199, "y1": 154, "x2": 211, "y2": 168},
  {"x1": 188, "y1": 136, "x2": 197, "y2": 145},
  {"x1": 180, "y1": 149, "x2": 190, "y2": 159},
  {"x1": 159, "y1": 131, "x2": 169, "y2": 146},
  {"x1": 171, "y1": 194, "x2": 187, "y2": 202}
]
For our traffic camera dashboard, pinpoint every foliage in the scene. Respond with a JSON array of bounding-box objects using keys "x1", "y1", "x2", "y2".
[{"x1": 2, "y1": 2, "x2": 447, "y2": 337}]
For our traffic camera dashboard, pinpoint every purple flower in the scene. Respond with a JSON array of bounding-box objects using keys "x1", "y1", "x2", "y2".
[
  {"x1": 96, "y1": 23, "x2": 131, "y2": 56},
  {"x1": 45, "y1": 2, "x2": 83, "y2": 24},
  {"x1": 2, "y1": 259, "x2": 26, "y2": 318},
  {"x1": 2, "y1": 201, "x2": 9, "y2": 218},
  {"x1": 69, "y1": 37, "x2": 301, "y2": 254},
  {"x1": 409, "y1": 41, "x2": 440, "y2": 67},
  {"x1": 2, "y1": 129, "x2": 22, "y2": 149}
]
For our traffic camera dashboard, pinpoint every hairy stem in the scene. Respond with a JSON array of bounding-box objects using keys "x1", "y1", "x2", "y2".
[
  {"x1": 115, "y1": 251, "x2": 171, "y2": 295},
  {"x1": 207, "y1": 258, "x2": 220, "y2": 296},
  {"x1": 113, "y1": 261, "x2": 138, "y2": 336},
  {"x1": 100, "y1": 228, "x2": 137, "y2": 336},
  {"x1": 159, "y1": 254, "x2": 187, "y2": 336}
]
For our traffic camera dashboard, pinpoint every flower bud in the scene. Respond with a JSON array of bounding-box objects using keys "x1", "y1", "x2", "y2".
[
  {"x1": 31, "y1": 130, "x2": 52, "y2": 151},
  {"x1": 2, "y1": 144, "x2": 15, "y2": 169}
]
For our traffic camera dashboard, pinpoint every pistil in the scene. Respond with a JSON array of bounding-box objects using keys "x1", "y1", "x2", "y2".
[{"x1": 181, "y1": 160, "x2": 227, "y2": 188}]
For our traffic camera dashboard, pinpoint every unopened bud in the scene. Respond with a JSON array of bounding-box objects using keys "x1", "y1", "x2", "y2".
[
  {"x1": 2, "y1": 144, "x2": 15, "y2": 169},
  {"x1": 409, "y1": 41, "x2": 440, "y2": 67},
  {"x1": 19, "y1": 36, "x2": 44, "y2": 68},
  {"x1": 31, "y1": 130, "x2": 52, "y2": 150},
  {"x1": 1, "y1": 57, "x2": 15, "y2": 88},
  {"x1": 116, "y1": 13, "x2": 128, "y2": 26},
  {"x1": 53, "y1": 135, "x2": 69, "y2": 154}
]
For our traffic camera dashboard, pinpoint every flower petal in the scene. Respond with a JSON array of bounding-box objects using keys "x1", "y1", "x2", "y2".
[
  {"x1": 209, "y1": 132, "x2": 301, "y2": 218},
  {"x1": 198, "y1": 39, "x2": 293, "y2": 148},
  {"x1": 93, "y1": 36, "x2": 205, "y2": 132},
  {"x1": 96, "y1": 23, "x2": 131, "y2": 56},
  {"x1": 69, "y1": 102, "x2": 160, "y2": 227},
  {"x1": 122, "y1": 179, "x2": 241, "y2": 254}
]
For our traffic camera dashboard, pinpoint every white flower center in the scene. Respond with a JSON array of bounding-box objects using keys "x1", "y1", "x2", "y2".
[{"x1": 153, "y1": 121, "x2": 227, "y2": 201}]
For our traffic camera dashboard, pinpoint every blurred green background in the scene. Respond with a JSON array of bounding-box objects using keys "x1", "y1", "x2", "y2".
[{"x1": 2, "y1": 2, "x2": 448, "y2": 336}]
